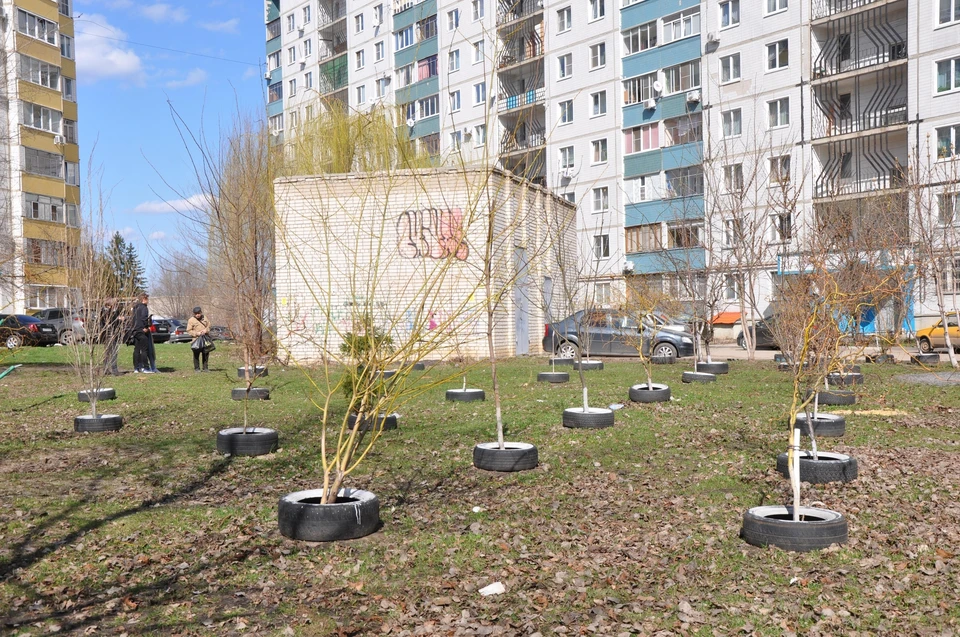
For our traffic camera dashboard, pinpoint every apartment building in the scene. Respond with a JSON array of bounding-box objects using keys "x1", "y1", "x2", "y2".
[
  {"x1": 0, "y1": 0, "x2": 81, "y2": 313},
  {"x1": 266, "y1": 0, "x2": 960, "y2": 327}
]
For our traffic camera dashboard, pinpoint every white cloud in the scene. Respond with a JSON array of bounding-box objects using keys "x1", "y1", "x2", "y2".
[
  {"x1": 141, "y1": 3, "x2": 189, "y2": 23},
  {"x1": 200, "y1": 18, "x2": 240, "y2": 33},
  {"x1": 166, "y1": 68, "x2": 208, "y2": 89},
  {"x1": 133, "y1": 195, "x2": 207, "y2": 214},
  {"x1": 119, "y1": 226, "x2": 137, "y2": 239},
  {"x1": 241, "y1": 67, "x2": 259, "y2": 81},
  {"x1": 149, "y1": 231, "x2": 168, "y2": 241},
  {"x1": 75, "y1": 14, "x2": 145, "y2": 85}
]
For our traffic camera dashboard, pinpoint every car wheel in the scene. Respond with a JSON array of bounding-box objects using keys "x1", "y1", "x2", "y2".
[
  {"x1": 5, "y1": 334, "x2": 22, "y2": 349},
  {"x1": 59, "y1": 329, "x2": 76, "y2": 345},
  {"x1": 557, "y1": 341, "x2": 579, "y2": 359},
  {"x1": 917, "y1": 337, "x2": 933, "y2": 353},
  {"x1": 737, "y1": 334, "x2": 746, "y2": 350},
  {"x1": 652, "y1": 343, "x2": 678, "y2": 359}
]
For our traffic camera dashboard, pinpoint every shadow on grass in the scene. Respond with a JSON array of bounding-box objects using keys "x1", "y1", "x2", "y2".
[{"x1": 8, "y1": 394, "x2": 71, "y2": 413}]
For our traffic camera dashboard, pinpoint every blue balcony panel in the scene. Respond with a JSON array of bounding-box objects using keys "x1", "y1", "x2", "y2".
[
  {"x1": 625, "y1": 196, "x2": 704, "y2": 226},
  {"x1": 267, "y1": 99, "x2": 283, "y2": 117},
  {"x1": 396, "y1": 76, "x2": 439, "y2": 105},
  {"x1": 623, "y1": 36, "x2": 701, "y2": 79},
  {"x1": 266, "y1": 36, "x2": 281, "y2": 55},
  {"x1": 660, "y1": 93, "x2": 701, "y2": 119},
  {"x1": 624, "y1": 150, "x2": 662, "y2": 178},
  {"x1": 662, "y1": 142, "x2": 702, "y2": 171},
  {"x1": 393, "y1": 0, "x2": 437, "y2": 30},
  {"x1": 621, "y1": 0, "x2": 701, "y2": 28},
  {"x1": 395, "y1": 36, "x2": 438, "y2": 68},
  {"x1": 411, "y1": 114, "x2": 440, "y2": 138},
  {"x1": 266, "y1": 0, "x2": 280, "y2": 22},
  {"x1": 623, "y1": 103, "x2": 660, "y2": 128},
  {"x1": 626, "y1": 248, "x2": 706, "y2": 274}
]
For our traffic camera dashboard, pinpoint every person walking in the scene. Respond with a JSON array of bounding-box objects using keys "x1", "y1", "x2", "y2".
[
  {"x1": 131, "y1": 292, "x2": 153, "y2": 373},
  {"x1": 146, "y1": 316, "x2": 159, "y2": 373},
  {"x1": 187, "y1": 306, "x2": 212, "y2": 372},
  {"x1": 99, "y1": 297, "x2": 122, "y2": 376}
]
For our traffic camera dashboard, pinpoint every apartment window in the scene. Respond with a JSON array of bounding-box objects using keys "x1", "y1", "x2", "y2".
[
  {"x1": 663, "y1": 114, "x2": 702, "y2": 147},
  {"x1": 665, "y1": 167, "x2": 704, "y2": 198},
  {"x1": 840, "y1": 152, "x2": 852, "y2": 179},
  {"x1": 21, "y1": 102, "x2": 61, "y2": 133},
  {"x1": 65, "y1": 162, "x2": 79, "y2": 186},
  {"x1": 663, "y1": 9, "x2": 701, "y2": 45},
  {"x1": 720, "y1": 53, "x2": 740, "y2": 83},
  {"x1": 939, "y1": 193, "x2": 959, "y2": 225},
  {"x1": 623, "y1": 21, "x2": 657, "y2": 55},
  {"x1": 939, "y1": 256, "x2": 960, "y2": 293},
  {"x1": 60, "y1": 35, "x2": 74, "y2": 59},
  {"x1": 591, "y1": 91, "x2": 607, "y2": 116},
  {"x1": 303, "y1": 5, "x2": 311, "y2": 23},
  {"x1": 590, "y1": 43, "x2": 606, "y2": 69},
  {"x1": 268, "y1": 51, "x2": 280, "y2": 70},
  {"x1": 356, "y1": 85, "x2": 366, "y2": 104},
  {"x1": 396, "y1": 26, "x2": 414, "y2": 50},
  {"x1": 305, "y1": 104, "x2": 315, "y2": 121},
  {"x1": 593, "y1": 234, "x2": 610, "y2": 258},
  {"x1": 375, "y1": 41, "x2": 385, "y2": 61},
  {"x1": 354, "y1": 50, "x2": 365, "y2": 71},
  {"x1": 269, "y1": 113, "x2": 283, "y2": 133},
  {"x1": 560, "y1": 146, "x2": 575, "y2": 169},
  {"x1": 397, "y1": 64, "x2": 414, "y2": 87},
  {"x1": 667, "y1": 222, "x2": 701, "y2": 248},
  {"x1": 448, "y1": 9, "x2": 460, "y2": 30},
  {"x1": 474, "y1": 81, "x2": 486, "y2": 104},
  {"x1": 23, "y1": 148, "x2": 63, "y2": 179},
  {"x1": 287, "y1": 46, "x2": 297, "y2": 64},
  {"x1": 19, "y1": 56, "x2": 61, "y2": 90},
  {"x1": 59, "y1": 0, "x2": 71, "y2": 16},
  {"x1": 288, "y1": 110, "x2": 299, "y2": 129},
  {"x1": 450, "y1": 130, "x2": 463, "y2": 149},
  {"x1": 373, "y1": 77, "x2": 388, "y2": 98},
  {"x1": 722, "y1": 219, "x2": 742, "y2": 248},
  {"x1": 23, "y1": 193, "x2": 65, "y2": 223},
  {"x1": 287, "y1": 14, "x2": 296, "y2": 32},
  {"x1": 768, "y1": 97, "x2": 789, "y2": 128},
  {"x1": 623, "y1": 72, "x2": 656, "y2": 104},
  {"x1": 772, "y1": 212, "x2": 793, "y2": 241},
  {"x1": 940, "y1": 0, "x2": 960, "y2": 25},
  {"x1": 472, "y1": 0, "x2": 484, "y2": 20},
  {"x1": 724, "y1": 164, "x2": 744, "y2": 193},
  {"x1": 767, "y1": 40, "x2": 789, "y2": 70},
  {"x1": 625, "y1": 223, "x2": 660, "y2": 252},
  {"x1": 303, "y1": 39, "x2": 312, "y2": 57},
  {"x1": 268, "y1": 82, "x2": 282, "y2": 103},
  {"x1": 473, "y1": 40, "x2": 485, "y2": 63},
  {"x1": 267, "y1": 19, "x2": 280, "y2": 40},
  {"x1": 374, "y1": 4, "x2": 384, "y2": 25},
  {"x1": 770, "y1": 155, "x2": 791, "y2": 184},
  {"x1": 449, "y1": 49, "x2": 460, "y2": 71},
  {"x1": 723, "y1": 275, "x2": 740, "y2": 300},
  {"x1": 936, "y1": 58, "x2": 960, "y2": 93},
  {"x1": 589, "y1": 0, "x2": 605, "y2": 21},
  {"x1": 17, "y1": 9, "x2": 58, "y2": 45},
  {"x1": 419, "y1": 95, "x2": 438, "y2": 117},
  {"x1": 558, "y1": 7, "x2": 572, "y2": 32},
  {"x1": 24, "y1": 238, "x2": 72, "y2": 267},
  {"x1": 766, "y1": 0, "x2": 788, "y2": 14},
  {"x1": 558, "y1": 53, "x2": 573, "y2": 79},
  {"x1": 625, "y1": 123, "x2": 658, "y2": 154},
  {"x1": 937, "y1": 125, "x2": 960, "y2": 158},
  {"x1": 559, "y1": 100, "x2": 574, "y2": 124},
  {"x1": 592, "y1": 139, "x2": 608, "y2": 163},
  {"x1": 663, "y1": 60, "x2": 700, "y2": 94},
  {"x1": 417, "y1": 15, "x2": 437, "y2": 40},
  {"x1": 592, "y1": 188, "x2": 609, "y2": 213},
  {"x1": 289, "y1": 78, "x2": 297, "y2": 96},
  {"x1": 475, "y1": 124, "x2": 487, "y2": 146},
  {"x1": 563, "y1": 192, "x2": 576, "y2": 203},
  {"x1": 449, "y1": 90, "x2": 461, "y2": 111},
  {"x1": 63, "y1": 119, "x2": 77, "y2": 144},
  {"x1": 355, "y1": 13, "x2": 364, "y2": 32},
  {"x1": 720, "y1": 0, "x2": 740, "y2": 28},
  {"x1": 305, "y1": 72, "x2": 313, "y2": 88}
]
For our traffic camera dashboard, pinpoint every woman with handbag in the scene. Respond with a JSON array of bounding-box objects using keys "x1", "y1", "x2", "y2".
[{"x1": 187, "y1": 306, "x2": 213, "y2": 372}]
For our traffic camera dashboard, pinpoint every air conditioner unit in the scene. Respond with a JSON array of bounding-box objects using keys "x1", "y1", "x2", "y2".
[
  {"x1": 264, "y1": 72, "x2": 272, "y2": 80},
  {"x1": 686, "y1": 90, "x2": 701, "y2": 103},
  {"x1": 644, "y1": 98, "x2": 657, "y2": 109},
  {"x1": 707, "y1": 32, "x2": 719, "y2": 44},
  {"x1": 53, "y1": 135, "x2": 64, "y2": 144},
  {"x1": 560, "y1": 168, "x2": 575, "y2": 179},
  {"x1": 623, "y1": 261, "x2": 635, "y2": 273},
  {"x1": 298, "y1": 27, "x2": 304, "y2": 36}
]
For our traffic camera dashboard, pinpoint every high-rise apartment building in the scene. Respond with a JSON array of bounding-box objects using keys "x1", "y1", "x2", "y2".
[
  {"x1": 0, "y1": 0, "x2": 81, "y2": 313},
  {"x1": 266, "y1": 0, "x2": 960, "y2": 328}
]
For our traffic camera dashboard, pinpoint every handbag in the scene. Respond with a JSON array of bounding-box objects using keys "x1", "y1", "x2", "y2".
[{"x1": 191, "y1": 334, "x2": 215, "y2": 352}]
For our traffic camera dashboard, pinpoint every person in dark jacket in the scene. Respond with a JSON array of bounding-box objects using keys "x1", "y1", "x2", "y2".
[
  {"x1": 131, "y1": 293, "x2": 153, "y2": 373},
  {"x1": 99, "y1": 297, "x2": 122, "y2": 375}
]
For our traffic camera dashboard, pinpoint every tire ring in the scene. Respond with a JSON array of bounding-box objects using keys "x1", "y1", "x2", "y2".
[
  {"x1": 682, "y1": 371, "x2": 716, "y2": 384},
  {"x1": 537, "y1": 371, "x2": 569, "y2": 383},
  {"x1": 237, "y1": 366, "x2": 268, "y2": 379},
  {"x1": 696, "y1": 362, "x2": 729, "y2": 375},
  {"x1": 549, "y1": 357, "x2": 574, "y2": 366},
  {"x1": 562, "y1": 407, "x2": 614, "y2": 429},
  {"x1": 776, "y1": 451, "x2": 858, "y2": 484},
  {"x1": 792, "y1": 412, "x2": 846, "y2": 437},
  {"x1": 411, "y1": 362, "x2": 426, "y2": 371},
  {"x1": 74, "y1": 414, "x2": 123, "y2": 433},
  {"x1": 78, "y1": 388, "x2": 116, "y2": 402},
  {"x1": 740, "y1": 505, "x2": 848, "y2": 552},
  {"x1": 473, "y1": 442, "x2": 539, "y2": 472},
  {"x1": 629, "y1": 383, "x2": 671, "y2": 403},
  {"x1": 650, "y1": 355, "x2": 676, "y2": 365},
  {"x1": 278, "y1": 488, "x2": 380, "y2": 542},
  {"x1": 446, "y1": 388, "x2": 485, "y2": 402},
  {"x1": 573, "y1": 360, "x2": 604, "y2": 371},
  {"x1": 805, "y1": 389, "x2": 856, "y2": 406},
  {"x1": 348, "y1": 412, "x2": 398, "y2": 432},
  {"x1": 911, "y1": 353, "x2": 940, "y2": 366},
  {"x1": 231, "y1": 387, "x2": 271, "y2": 401},
  {"x1": 866, "y1": 354, "x2": 896, "y2": 364},
  {"x1": 827, "y1": 372, "x2": 864, "y2": 387},
  {"x1": 216, "y1": 427, "x2": 278, "y2": 456}
]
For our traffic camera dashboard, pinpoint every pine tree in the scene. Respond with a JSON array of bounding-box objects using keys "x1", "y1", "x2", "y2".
[{"x1": 107, "y1": 232, "x2": 147, "y2": 296}]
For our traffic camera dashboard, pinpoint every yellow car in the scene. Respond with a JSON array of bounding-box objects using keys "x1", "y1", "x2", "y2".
[{"x1": 916, "y1": 316, "x2": 960, "y2": 353}]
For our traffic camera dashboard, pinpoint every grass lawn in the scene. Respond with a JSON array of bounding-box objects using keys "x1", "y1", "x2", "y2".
[{"x1": 1, "y1": 343, "x2": 959, "y2": 635}]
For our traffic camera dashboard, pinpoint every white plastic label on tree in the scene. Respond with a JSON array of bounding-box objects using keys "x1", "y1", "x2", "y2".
[{"x1": 478, "y1": 582, "x2": 505, "y2": 596}]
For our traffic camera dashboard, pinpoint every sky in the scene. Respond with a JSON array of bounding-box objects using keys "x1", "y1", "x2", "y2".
[{"x1": 73, "y1": 0, "x2": 266, "y2": 283}]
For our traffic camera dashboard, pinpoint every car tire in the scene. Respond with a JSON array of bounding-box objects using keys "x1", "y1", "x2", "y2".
[
  {"x1": 651, "y1": 355, "x2": 676, "y2": 365},
  {"x1": 446, "y1": 388, "x2": 485, "y2": 402},
  {"x1": 740, "y1": 505, "x2": 847, "y2": 552},
  {"x1": 78, "y1": 388, "x2": 116, "y2": 402},
  {"x1": 74, "y1": 414, "x2": 123, "y2": 433},
  {"x1": 556, "y1": 341, "x2": 579, "y2": 359},
  {"x1": 348, "y1": 412, "x2": 398, "y2": 432},
  {"x1": 917, "y1": 337, "x2": 933, "y2": 353},
  {"x1": 538, "y1": 371, "x2": 569, "y2": 383},
  {"x1": 573, "y1": 360, "x2": 603, "y2": 371},
  {"x1": 473, "y1": 442, "x2": 538, "y2": 472},
  {"x1": 278, "y1": 488, "x2": 380, "y2": 542},
  {"x1": 562, "y1": 406, "x2": 614, "y2": 429},
  {"x1": 682, "y1": 371, "x2": 716, "y2": 383},
  {"x1": 238, "y1": 366, "x2": 268, "y2": 379},
  {"x1": 793, "y1": 412, "x2": 845, "y2": 437},
  {"x1": 629, "y1": 382, "x2": 670, "y2": 403},
  {"x1": 652, "y1": 343, "x2": 678, "y2": 359},
  {"x1": 549, "y1": 357, "x2": 574, "y2": 366},
  {"x1": 696, "y1": 361, "x2": 729, "y2": 375},
  {"x1": 231, "y1": 387, "x2": 271, "y2": 400},
  {"x1": 59, "y1": 329, "x2": 76, "y2": 345},
  {"x1": 216, "y1": 427, "x2": 278, "y2": 456},
  {"x1": 776, "y1": 451, "x2": 858, "y2": 484},
  {"x1": 827, "y1": 372, "x2": 863, "y2": 387},
  {"x1": 806, "y1": 389, "x2": 856, "y2": 406},
  {"x1": 5, "y1": 334, "x2": 22, "y2": 349},
  {"x1": 737, "y1": 334, "x2": 746, "y2": 350}
]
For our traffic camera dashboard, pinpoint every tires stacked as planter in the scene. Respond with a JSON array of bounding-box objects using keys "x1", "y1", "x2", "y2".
[
  {"x1": 792, "y1": 411, "x2": 846, "y2": 437},
  {"x1": 776, "y1": 451, "x2": 858, "y2": 484},
  {"x1": 446, "y1": 388, "x2": 485, "y2": 402},
  {"x1": 628, "y1": 383, "x2": 670, "y2": 403},
  {"x1": 911, "y1": 353, "x2": 940, "y2": 366},
  {"x1": 78, "y1": 388, "x2": 116, "y2": 402},
  {"x1": 278, "y1": 488, "x2": 380, "y2": 541},
  {"x1": 216, "y1": 427, "x2": 279, "y2": 456},
  {"x1": 537, "y1": 370, "x2": 569, "y2": 383},
  {"x1": 473, "y1": 442, "x2": 538, "y2": 472}
]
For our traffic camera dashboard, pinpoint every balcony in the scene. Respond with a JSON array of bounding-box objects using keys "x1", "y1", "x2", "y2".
[
  {"x1": 500, "y1": 125, "x2": 546, "y2": 155},
  {"x1": 496, "y1": 0, "x2": 544, "y2": 26},
  {"x1": 812, "y1": 41, "x2": 906, "y2": 81},
  {"x1": 319, "y1": 0, "x2": 347, "y2": 25},
  {"x1": 497, "y1": 29, "x2": 543, "y2": 69},
  {"x1": 812, "y1": 65, "x2": 907, "y2": 140},
  {"x1": 497, "y1": 87, "x2": 545, "y2": 113},
  {"x1": 813, "y1": 132, "x2": 908, "y2": 199},
  {"x1": 812, "y1": 0, "x2": 895, "y2": 21},
  {"x1": 812, "y1": 2, "x2": 907, "y2": 80}
]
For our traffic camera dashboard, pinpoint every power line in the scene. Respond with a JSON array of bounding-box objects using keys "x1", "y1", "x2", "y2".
[{"x1": 75, "y1": 26, "x2": 260, "y2": 67}]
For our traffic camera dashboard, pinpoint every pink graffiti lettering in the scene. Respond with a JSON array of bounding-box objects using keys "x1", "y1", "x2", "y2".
[{"x1": 396, "y1": 208, "x2": 469, "y2": 261}]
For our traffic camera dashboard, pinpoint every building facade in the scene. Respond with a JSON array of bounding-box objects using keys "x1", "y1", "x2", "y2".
[
  {"x1": 0, "y1": 0, "x2": 81, "y2": 313},
  {"x1": 266, "y1": 0, "x2": 960, "y2": 330}
]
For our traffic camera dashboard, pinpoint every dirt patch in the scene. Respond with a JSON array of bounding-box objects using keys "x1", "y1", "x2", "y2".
[{"x1": 896, "y1": 372, "x2": 960, "y2": 386}]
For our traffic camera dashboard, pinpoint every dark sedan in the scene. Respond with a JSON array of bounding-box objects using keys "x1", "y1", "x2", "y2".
[
  {"x1": 151, "y1": 318, "x2": 172, "y2": 343},
  {"x1": 543, "y1": 309, "x2": 696, "y2": 359},
  {"x1": 737, "y1": 318, "x2": 780, "y2": 349},
  {"x1": 1, "y1": 314, "x2": 59, "y2": 349}
]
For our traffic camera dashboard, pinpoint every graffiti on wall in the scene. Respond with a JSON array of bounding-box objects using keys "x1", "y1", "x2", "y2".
[{"x1": 396, "y1": 207, "x2": 469, "y2": 261}]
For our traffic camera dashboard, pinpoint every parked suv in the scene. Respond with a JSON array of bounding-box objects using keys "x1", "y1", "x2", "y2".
[
  {"x1": 28, "y1": 308, "x2": 85, "y2": 345},
  {"x1": 542, "y1": 309, "x2": 695, "y2": 359}
]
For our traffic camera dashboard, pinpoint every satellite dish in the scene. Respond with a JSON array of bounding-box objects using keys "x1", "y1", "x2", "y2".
[
  {"x1": 406, "y1": 118, "x2": 416, "y2": 127},
  {"x1": 652, "y1": 80, "x2": 663, "y2": 93}
]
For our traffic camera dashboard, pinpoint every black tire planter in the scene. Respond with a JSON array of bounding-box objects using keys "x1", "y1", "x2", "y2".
[
  {"x1": 231, "y1": 387, "x2": 271, "y2": 401},
  {"x1": 792, "y1": 412, "x2": 846, "y2": 437},
  {"x1": 911, "y1": 353, "x2": 940, "y2": 366},
  {"x1": 866, "y1": 354, "x2": 896, "y2": 364},
  {"x1": 473, "y1": 442, "x2": 538, "y2": 472},
  {"x1": 696, "y1": 361, "x2": 729, "y2": 375},
  {"x1": 651, "y1": 355, "x2": 676, "y2": 365},
  {"x1": 629, "y1": 383, "x2": 671, "y2": 403},
  {"x1": 741, "y1": 505, "x2": 848, "y2": 552},
  {"x1": 78, "y1": 388, "x2": 116, "y2": 402},
  {"x1": 776, "y1": 451, "x2": 858, "y2": 484},
  {"x1": 827, "y1": 372, "x2": 864, "y2": 387},
  {"x1": 806, "y1": 389, "x2": 856, "y2": 406},
  {"x1": 682, "y1": 371, "x2": 716, "y2": 384},
  {"x1": 573, "y1": 360, "x2": 604, "y2": 371},
  {"x1": 238, "y1": 366, "x2": 268, "y2": 379},
  {"x1": 537, "y1": 371, "x2": 569, "y2": 383},
  {"x1": 446, "y1": 388, "x2": 485, "y2": 402},
  {"x1": 74, "y1": 414, "x2": 123, "y2": 433},
  {"x1": 411, "y1": 362, "x2": 426, "y2": 371},
  {"x1": 549, "y1": 357, "x2": 574, "y2": 366},
  {"x1": 562, "y1": 406, "x2": 614, "y2": 429},
  {"x1": 839, "y1": 364, "x2": 862, "y2": 373},
  {"x1": 278, "y1": 488, "x2": 380, "y2": 542},
  {"x1": 347, "y1": 412, "x2": 398, "y2": 432},
  {"x1": 216, "y1": 427, "x2": 278, "y2": 456}
]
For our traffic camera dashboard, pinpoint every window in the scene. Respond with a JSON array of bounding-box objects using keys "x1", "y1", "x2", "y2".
[
  {"x1": 60, "y1": 35, "x2": 74, "y2": 59},
  {"x1": 448, "y1": 9, "x2": 460, "y2": 30},
  {"x1": 625, "y1": 123, "x2": 658, "y2": 154},
  {"x1": 376, "y1": 77, "x2": 390, "y2": 98},
  {"x1": 936, "y1": 58, "x2": 960, "y2": 93},
  {"x1": 938, "y1": 193, "x2": 958, "y2": 225},
  {"x1": 593, "y1": 234, "x2": 610, "y2": 258},
  {"x1": 419, "y1": 94, "x2": 438, "y2": 117},
  {"x1": 563, "y1": 192, "x2": 576, "y2": 203},
  {"x1": 766, "y1": 0, "x2": 788, "y2": 14},
  {"x1": 59, "y1": 0, "x2": 71, "y2": 16},
  {"x1": 623, "y1": 21, "x2": 657, "y2": 55},
  {"x1": 560, "y1": 146, "x2": 575, "y2": 169},
  {"x1": 287, "y1": 46, "x2": 297, "y2": 64},
  {"x1": 591, "y1": 91, "x2": 607, "y2": 116},
  {"x1": 373, "y1": 4, "x2": 384, "y2": 25},
  {"x1": 595, "y1": 283, "x2": 612, "y2": 306},
  {"x1": 559, "y1": 100, "x2": 574, "y2": 124},
  {"x1": 722, "y1": 109, "x2": 741, "y2": 138},
  {"x1": 772, "y1": 212, "x2": 793, "y2": 241},
  {"x1": 420, "y1": 133, "x2": 441, "y2": 156},
  {"x1": 474, "y1": 81, "x2": 486, "y2": 104},
  {"x1": 723, "y1": 275, "x2": 740, "y2": 300},
  {"x1": 24, "y1": 238, "x2": 73, "y2": 267},
  {"x1": 417, "y1": 55, "x2": 438, "y2": 81},
  {"x1": 23, "y1": 147, "x2": 63, "y2": 179},
  {"x1": 768, "y1": 97, "x2": 789, "y2": 128},
  {"x1": 592, "y1": 139, "x2": 608, "y2": 163},
  {"x1": 21, "y1": 102, "x2": 61, "y2": 133},
  {"x1": 625, "y1": 223, "x2": 660, "y2": 252},
  {"x1": 417, "y1": 15, "x2": 437, "y2": 40},
  {"x1": 770, "y1": 155, "x2": 791, "y2": 184},
  {"x1": 355, "y1": 13, "x2": 364, "y2": 32},
  {"x1": 356, "y1": 50, "x2": 365, "y2": 69},
  {"x1": 396, "y1": 26, "x2": 414, "y2": 50},
  {"x1": 267, "y1": 19, "x2": 280, "y2": 39},
  {"x1": 475, "y1": 124, "x2": 487, "y2": 145},
  {"x1": 473, "y1": 40, "x2": 484, "y2": 63},
  {"x1": 720, "y1": 0, "x2": 740, "y2": 28},
  {"x1": 356, "y1": 85, "x2": 366, "y2": 104},
  {"x1": 937, "y1": 125, "x2": 960, "y2": 158},
  {"x1": 268, "y1": 51, "x2": 280, "y2": 70},
  {"x1": 289, "y1": 78, "x2": 297, "y2": 96},
  {"x1": 268, "y1": 82, "x2": 282, "y2": 102},
  {"x1": 23, "y1": 193, "x2": 66, "y2": 223},
  {"x1": 840, "y1": 152, "x2": 853, "y2": 179},
  {"x1": 288, "y1": 110, "x2": 299, "y2": 129},
  {"x1": 287, "y1": 14, "x2": 296, "y2": 32},
  {"x1": 941, "y1": 0, "x2": 960, "y2": 25},
  {"x1": 63, "y1": 119, "x2": 77, "y2": 144},
  {"x1": 623, "y1": 73, "x2": 657, "y2": 105},
  {"x1": 592, "y1": 188, "x2": 609, "y2": 213},
  {"x1": 720, "y1": 53, "x2": 740, "y2": 83},
  {"x1": 558, "y1": 53, "x2": 573, "y2": 78},
  {"x1": 449, "y1": 49, "x2": 460, "y2": 71},
  {"x1": 269, "y1": 113, "x2": 283, "y2": 133},
  {"x1": 17, "y1": 9, "x2": 58, "y2": 45},
  {"x1": 450, "y1": 90, "x2": 461, "y2": 111},
  {"x1": 375, "y1": 41, "x2": 385, "y2": 61},
  {"x1": 665, "y1": 167, "x2": 704, "y2": 198},
  {"x1": 667, "y1": 222, "x2": 701, "y2": 248},
  {"x1": 939, "y1": 256, "x2": 960, "y2": 293},
  {"x1": 724, "y1": 164, "x2": 744, "y2": 193},
  {"x1": 590, "y1": 43, "x2": 606, "y2": 69},
  {"x1": 397, "y1": 63, "x2": 414, "y2": 88},
  {"x1": 303, "y1": 39, "x2": 312, "y2": 57},
  {"x1": 663, "y1": 9, "x2": 701, "y2": 44},
  {"x1": 472, "y1": 0, "x2": 484, "y2": 20},
  {"x1": 305, "y1": 72, "x2": 313, "y2": 88},
  {"x1": 19, "y1": 56, "x2": 61, "y2": 90},
  {"x1": 558, "y1": 7, "x2": 572, "y2": 32},
  {"x1": 65, "y1": 162, "x2": 79, "y2": 186},
  {"x1": 305, "y1": 104, "x2": 315, "y2": 121},
  {"x1": 767, "y1": 40, "x2": 789, "y2": 70},
  {"x1": 663, "y1": 114, "x2": 702, "y2": 147},
  {"x1": 663, "y1": 60, "x2": 700, "y2": 94},
  {"x1": 303, "y1": 5, "x2": 311, "y2": 23},
  {"x1": 589, "y1": 0, "x2": 605, "y2": 20},
  {"x1": 450, "y1": 130, "x2": 462, "y2": 149}
]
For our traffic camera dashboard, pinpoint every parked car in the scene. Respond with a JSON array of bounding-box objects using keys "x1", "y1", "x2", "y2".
[
  {"x1": 151, "y1": 318, "x2": 172, "y2": 343},
  {"x1": 27, "y1": 307, "x2": 86, "y2": 345},
  {"x1": 542, "y1": 309, "x2": 695, "y2": 359},
  {"x1": 1, "y1": 314, "x2": 59, "y2": 349},
  {"x1": 166, "y1": 319, "x2": 193, "y2": 343},
  {"x1": 916, "y1": 315, "x2": 960, "y2": 353},
  {"x1": 737, "y1": 318, "x2": 780, "y2": 350},
  {"x1": 209, "y1": 325, "x2": 235, "y2": 341}
]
